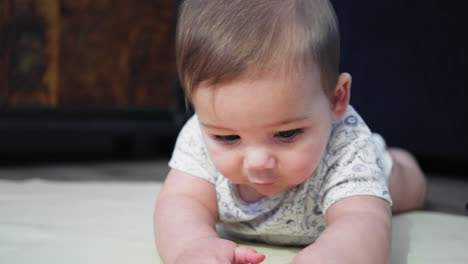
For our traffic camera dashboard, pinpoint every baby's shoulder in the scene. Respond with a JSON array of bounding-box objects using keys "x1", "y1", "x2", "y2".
[
  {"x1": 327, "y1": 106, "x2": 371, "y2": 153},
  {"x1": 169, "y1": 114, "x2": 219, "y2": 184}
]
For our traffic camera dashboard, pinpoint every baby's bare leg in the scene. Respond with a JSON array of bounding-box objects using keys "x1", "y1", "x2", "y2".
[{"x1": 388, "y1": 148, "x2": 427, "y2": 213}]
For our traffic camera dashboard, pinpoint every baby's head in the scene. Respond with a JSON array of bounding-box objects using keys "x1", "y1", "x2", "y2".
[
  {"x1": 177, "y1": 0, "x2": 342, "y2": 103},
  {"x1": 176, "y1": 0, "x2": 352, "y2": 199}
]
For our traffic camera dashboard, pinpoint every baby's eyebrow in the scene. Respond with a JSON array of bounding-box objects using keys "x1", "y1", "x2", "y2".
[
  {"x1": 200, "y1": 116, "x2": 309, "y2": 131},
  {"x1": 200, "y1": 122, "x2": 231, "y2": 130},
  {"x1": 270, "y1": 116, "x2": 309, "y2": 127}
]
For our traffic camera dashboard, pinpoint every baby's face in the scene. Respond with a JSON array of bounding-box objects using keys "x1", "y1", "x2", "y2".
[{"x1": 192, "y1": 68, "x2": 336, "y2": 199}]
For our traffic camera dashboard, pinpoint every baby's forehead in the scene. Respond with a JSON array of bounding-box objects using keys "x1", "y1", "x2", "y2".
[
  {"x1": 193, "y1": 67, "x2": 324, "y2": 109},
  {"x1": 210, "y1": 63, "x2": 321, "y2": 90},
  {"x1": 193, "y1": 72, "x2": 330, "y2": 134}
]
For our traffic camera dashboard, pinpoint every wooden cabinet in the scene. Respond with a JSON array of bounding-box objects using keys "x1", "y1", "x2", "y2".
[
  {"x1": 0, "y1": 0, "x2": 183, "y2": 160},
  {"x1": 1, "y1": 0, "x2": 177, "y2": 108}
]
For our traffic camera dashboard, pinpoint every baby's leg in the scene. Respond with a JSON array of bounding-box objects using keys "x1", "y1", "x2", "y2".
[{"x1": 388, "y1": 148, "x2": 427, "y2": 213}]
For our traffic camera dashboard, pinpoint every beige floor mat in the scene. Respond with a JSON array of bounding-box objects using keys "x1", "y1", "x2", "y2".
[{"x1": 1, "y1": 180, "x2": 467, "y2": 264}]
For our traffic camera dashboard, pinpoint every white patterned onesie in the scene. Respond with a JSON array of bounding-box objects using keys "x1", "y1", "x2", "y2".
[{"x1": 168, "y1": 106, "x2": 393, "y2": 246}]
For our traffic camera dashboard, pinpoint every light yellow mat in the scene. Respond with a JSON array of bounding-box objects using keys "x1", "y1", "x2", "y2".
[{"x1": 0, "y1": 179, "x2": 467, "y2": 264}]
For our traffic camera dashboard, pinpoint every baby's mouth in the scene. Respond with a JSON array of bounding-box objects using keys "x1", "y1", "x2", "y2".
[
  {"x1": 246, "y1": 171, "x2": 278, "y2": 186},
  {"x1": 251, "y1": 181, "x2": 275, "y2": 186}
]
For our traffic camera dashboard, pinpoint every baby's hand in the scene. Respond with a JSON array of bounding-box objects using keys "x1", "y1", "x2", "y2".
[
  {"x1": 174, "y1": 237, "x2": 265, "y2": 264},
  {"x1": 234, "y1": 245, "x2": 266, "y2": 264}
]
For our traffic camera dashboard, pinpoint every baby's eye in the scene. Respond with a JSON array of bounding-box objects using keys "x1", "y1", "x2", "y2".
[
  {"x1": 274, "y1": 129, "x2": 303, "y2": 142},
  {"x1": 212, "y1": 135, "x2": 240, "y2": 144}
]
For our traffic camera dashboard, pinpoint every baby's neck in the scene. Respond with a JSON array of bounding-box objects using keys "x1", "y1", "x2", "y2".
[{"x1": 236, "y1": 184, "x2": 265, "y2": 203}]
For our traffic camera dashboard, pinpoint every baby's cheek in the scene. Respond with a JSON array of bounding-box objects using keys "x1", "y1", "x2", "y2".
[
  {"x1": 202, "y1": 137, "x2": 240, "y2": 180},
  {"x1": 286, "y1": 150, "x2": 321, "y2": 180},
  {"x1": 209, "y1": 150, "x2": 243, "y2": 182}
]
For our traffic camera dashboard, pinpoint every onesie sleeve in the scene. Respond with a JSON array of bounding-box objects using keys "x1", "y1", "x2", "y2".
[
  {"x1": 168, "y1": 115, "x2": 219, "y2": 184},
  {"x1": 318, "y1": 107, "x2": 393, "y2": 214}
]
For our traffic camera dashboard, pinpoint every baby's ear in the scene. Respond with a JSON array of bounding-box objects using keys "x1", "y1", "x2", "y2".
[{"x1": 331, "y1": 73, "x2": 352, "y2": 121}]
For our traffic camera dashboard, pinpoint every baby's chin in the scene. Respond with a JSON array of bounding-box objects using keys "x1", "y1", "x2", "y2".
[
  {"x1": 237, "y1": 179, "x2": 307, "y2": 202},
  {"x1": 237, "y1": 183, "x2": 285, "y2": 203},
  {"x1": 250, "y1": 183, "x2": 297, "y2": 198}
]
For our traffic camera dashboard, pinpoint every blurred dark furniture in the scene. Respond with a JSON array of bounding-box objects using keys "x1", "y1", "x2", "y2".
[
  {"x1": 333, "y1": 1, "x2": 468, "y2": 167},
  {"x1": 0, "y1": 0, "x2": 184, "y2": 161}
]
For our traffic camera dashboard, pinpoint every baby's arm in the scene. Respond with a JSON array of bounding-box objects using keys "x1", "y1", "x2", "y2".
[
  {"x1": 154, "y1": 169, "x2": 265, "y2": 264},
  {"x1": 291, "y1": 195, "x2": 392, "y2": 264}
]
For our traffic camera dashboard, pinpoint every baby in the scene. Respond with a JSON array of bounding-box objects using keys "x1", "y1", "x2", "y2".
[{"x1": 154, "y1": 0, "x2": 427, "y2": 263}]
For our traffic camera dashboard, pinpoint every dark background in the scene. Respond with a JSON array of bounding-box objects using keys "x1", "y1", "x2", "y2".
[
  {"x1": 1, "y1": 0, "x2": 467, "y2": 175},
  {"x1": 334, "y1": 1, "x2": 468, "y2": 174}
]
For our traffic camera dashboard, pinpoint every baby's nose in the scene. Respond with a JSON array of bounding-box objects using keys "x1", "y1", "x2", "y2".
[{"x1": 243, "y1": 147, "x2": 276, "y2": 171}]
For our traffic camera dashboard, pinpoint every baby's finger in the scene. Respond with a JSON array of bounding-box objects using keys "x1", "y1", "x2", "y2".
[{"x1": 234, "y1": 246, "x2": 265, "y2": 264}]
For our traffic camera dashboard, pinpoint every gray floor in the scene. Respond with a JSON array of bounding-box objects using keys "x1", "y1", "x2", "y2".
[{"x1": 0, "y1": 159, "x2": 467, "y2": 216}]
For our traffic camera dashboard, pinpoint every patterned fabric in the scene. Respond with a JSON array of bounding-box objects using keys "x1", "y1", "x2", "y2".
[{"x1": 168, "y1": 106, "x2": 392, "y2": 246}]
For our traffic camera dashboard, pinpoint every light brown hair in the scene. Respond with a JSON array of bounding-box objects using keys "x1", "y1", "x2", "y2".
[{"x1": 176, "y1": 0, "x2": 340, "y2": 103}]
